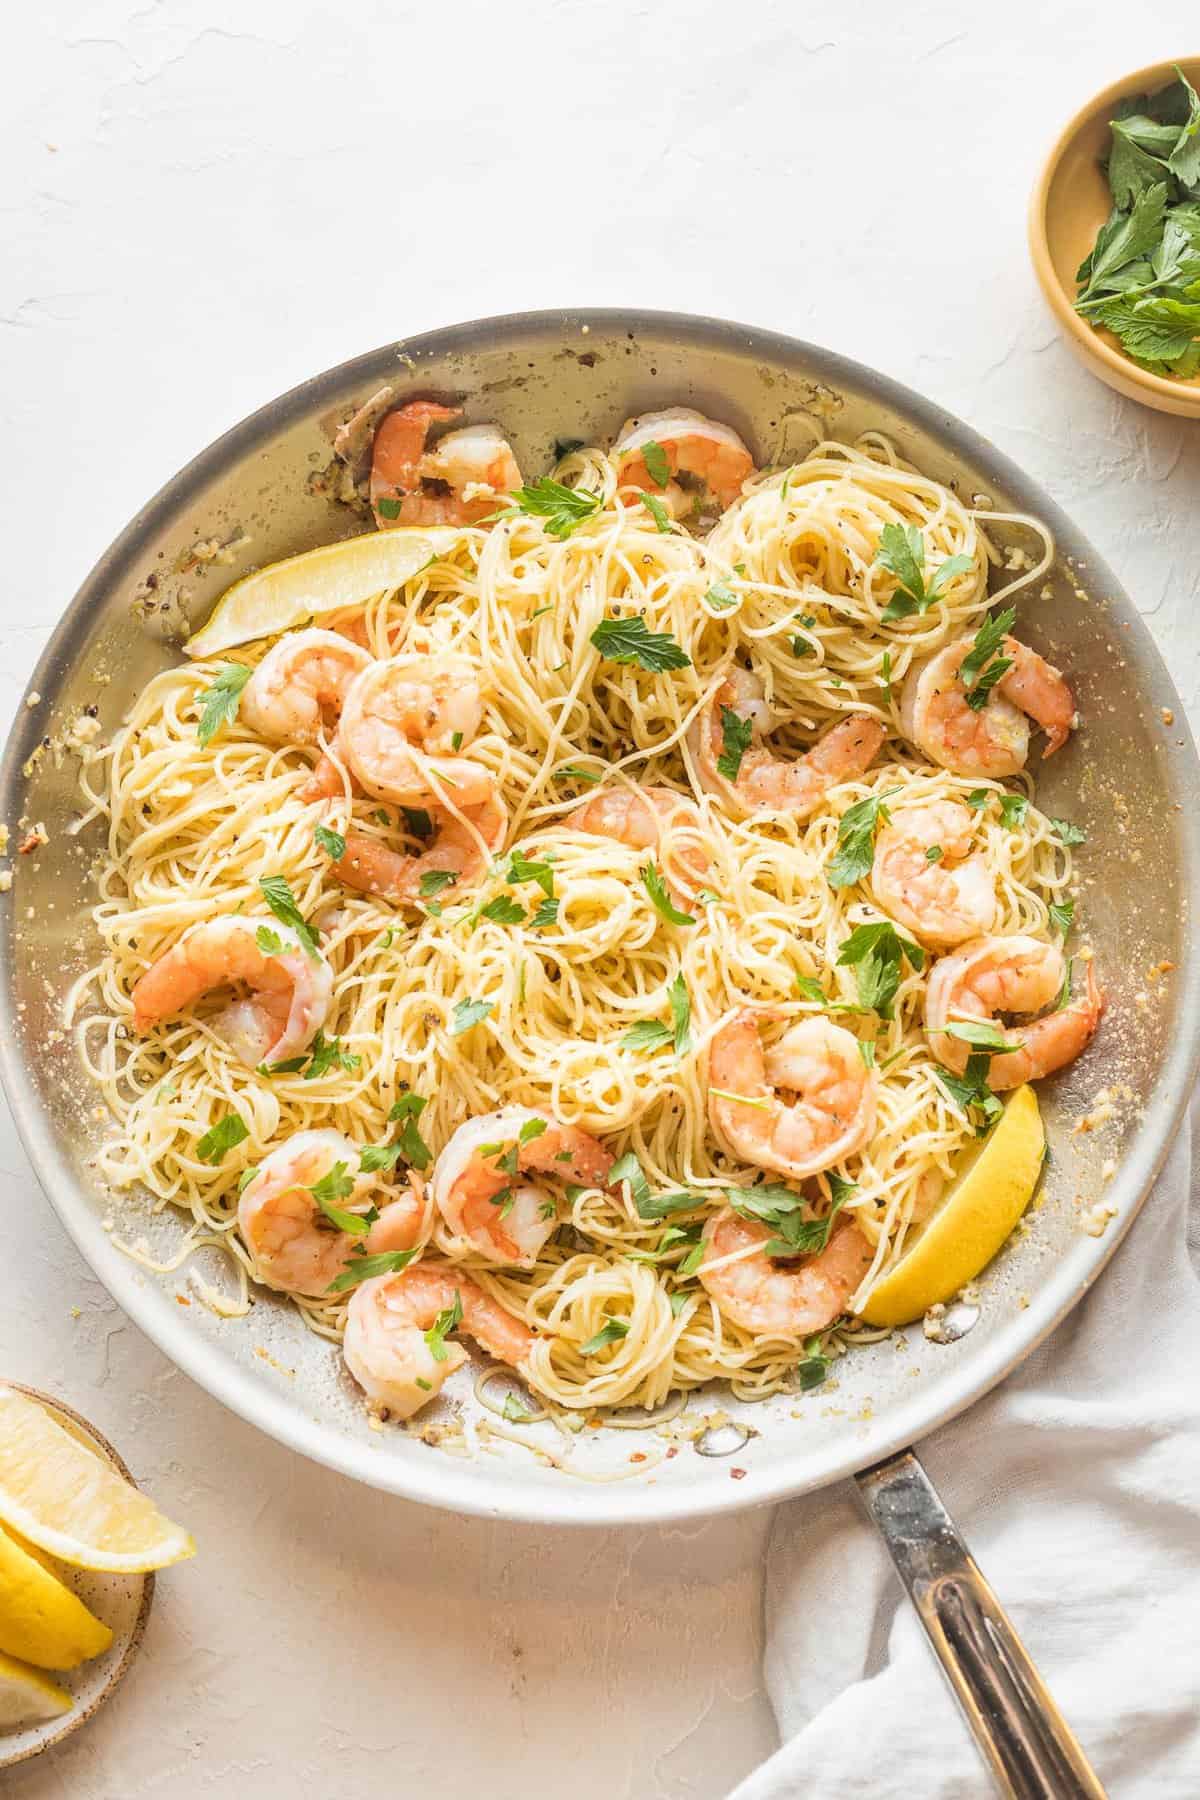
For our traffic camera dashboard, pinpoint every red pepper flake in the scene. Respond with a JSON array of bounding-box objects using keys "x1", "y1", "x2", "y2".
[
  {"x1": 665, "y1": 1447, "x2": 679, "y2": 1459},
  {"x1": 175, "y1": 1294, "x2": 191, "y2": 1306},
  {"x1": 730, "y1": 1467, "x2": 747, "y2": 1480},
  {"x1": 629, "y1": 1452, "x2": 647, "y2": 1463},
  {"x1": 17, "y1": 828, "x2": 47, "y2": 855}
]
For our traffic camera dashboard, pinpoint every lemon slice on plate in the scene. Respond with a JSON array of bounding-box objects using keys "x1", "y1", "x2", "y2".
[
  {"x1": 184, "y1": 526, "x2": 463, "y2": 658},
  {"x1": 0, "y1": 1389, "x2": 194, "y2": 1574},
  {"x1": 860, "y1": 1084, "x2": 1045, "y2": 1328},
  {"x1": 0, "y1": 1524, "x2": 112, "y2": 1670},
  {"x1": 0, "y1": 1652, "x2": 71, "y2": 1730}
]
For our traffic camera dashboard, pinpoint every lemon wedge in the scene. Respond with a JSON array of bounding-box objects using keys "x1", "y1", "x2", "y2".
[
  {"x1": 860, "y1": 1084, "x2": 1045, "y2": 1328},
  {"x1": 0, "y1": 1524, "x2": 112, "y2": 1670},
  {"x1": 184, "y1": 526, "x2": 463, "y2": 658},
  {"x1": 0, "y1": 1651, "x2": 72, "y2": 1730},
  {"x1": 0, "y1": 1389, "x2": 194, "y2": 1574}
]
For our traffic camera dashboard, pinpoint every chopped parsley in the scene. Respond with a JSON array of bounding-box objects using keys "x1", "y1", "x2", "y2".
[
  {"x1": 640, "y1": 862, "x2": 695, "y2": 926},
  {"x1": 590, "y1": 615, "x2": 691, "y2": 672},
  {"x1": 936, "y1": 1053, "x2": 1003, "y2": 1133},
  {"x1": 325, "y1": 1246, "x2": 419, "y2": 1295},
  {"x1": 716, "y1": 706, "x2": 755, "y2": 783},
  {"x1": 424, "y1": 1290, "x2": 464, "y2": 1362},
  {"x1": 1048, "y1": 897, "x2": 1075, "y2": 938},
  {"x1": 314, "y1": 824, "x2": 346, "y2": 862},
  {"x1": 959, "y1": 607, "x2": 1016, "y2": 711},
  {"x1": 303, "y1": 1030, "x2": 362, "y2": 1080},
  {"x1": 450, "y1": 997, "x2": 493, "y2": 1036},
  {"x1": 419, "y1": 870, "x2": 459, "y2": 899},
  {"x1": 479, "y1": 895, "x2": 526, "y2": 927},
  {"x1": 196, "y1": 663, "x2": 252, "y2": 747},
  {"x1": 641, "y1": 492, "x2": 674, "y2": 533},
  {"x1": 641, "y1": 440, "x2": 671, "y2": 488},
  {"x1": 506, "y1": 477, "x2": 603, "y2": 539},
  {"x1": 836, "y1": 921, "x2": 924, "y2": 1020},
  {"x1": 502, "y1": 1392, "x2": 537, "y2": 1425},
  {"x1": 668, "y1": 972, "x2": 693, "y2": 1056},
  {"x1": 195, "y1": 1112, "x2": 249, "y2": 1165},
  {"x1": 728, "y1": 1176, "x2": 854, "y2": 1259},
  {"x1": 1051, "y1": 817, "x2": 1087, "y2": 848},
  {"x1": 400, "y1": 806, "x2": 434, "y2": 841},
  {"x1": 874, "y1": 523, "x2": 973, "y2": 622},
  {"x1": 936, "y1": 1019, "x2": 1017, "y2": 1053},
  {"x1": 796, "y1": 1356, "x2": 829, "y2": 1392},
  {"x1": 826, "y1": 788, "x2": 899, "y2": 889},
  {"x1": 255, "y1": 925, "x2": 287, "y2": 956},
  {"x1": 387, "y1": 1092, "x2": 432, "y2": 1170},
  {"x1": 621, "y1": 1019, "x2": 672, "y2": 1051},
  {"x1": 705, "y1": 580, "x2": 738, "y2": 612},
  {"x1": 999, "y1": 793, "x2": 1030, "y2": 829},
  {"x1": 579, "y1": 1317, "x2": 630, "y2": 1356},
  {"x1": 310, "y1": 1161, "x2": 368, "y2": 1235},
  {"x1": 555, "y1": 764, "x2": 602, "y2": 786},
  {"x1": 258, "y1": 875, "x2": 321, "y2": 959},
  {"x1": 925, "y1": 845, "x2": 943, "y2": 864},
  {"x1": 504, "y1": 848, "x2": 556, "y2": 896}
]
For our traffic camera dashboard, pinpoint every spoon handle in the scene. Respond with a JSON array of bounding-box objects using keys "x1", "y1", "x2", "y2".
[{"x1": 856, "y1": 1448, "x2": 1106, "y2": 1800}]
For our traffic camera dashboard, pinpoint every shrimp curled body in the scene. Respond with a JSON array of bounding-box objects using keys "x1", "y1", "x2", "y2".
[
  {"x1": 370, "y1": 402, "x2": 522, "y2": 529},
  {"x1": 343, "y1": 1264, "x2": 535, "y2": 1418},
  {"x1": 925, "y1": 933, "x2": 1103, "y2": 1089},
  {"x1": 872, "y1": 799, "x2": 997, "y2": 949},
  {"x1": 689, "y1": 668, "x2": 885, "y2": 819},
  {"x1": 239, "y1": 629, "x2": 372, "y2": 747},
  {"x1": 698, "y1": 1207, "x2": 873, "y2": 1336},
  {"x1": 431, "y1": 1107, "x2": 614, "y2": 1266},
  {"x1": 901, "y1": 635, "x2": 1076, "y2": 778},
  {"x1": 612, "y1": 409, "x2": 756, "y2": 516},
  {"x1": 237, "y1": 1129, "x2": 426, "y2": 1298},
  {"x1": 336, "y1": 654, "x2": 494, "y2": 807},
  {"x1": 130, "y1": 915, "x2": 332, "y2": 1067},
  {"x1": 708, "y1": 1009, "x2": 878, "y2": 1179},
  {"x1": 332, "y1": 793, "x2": 507, "y2": 904}
]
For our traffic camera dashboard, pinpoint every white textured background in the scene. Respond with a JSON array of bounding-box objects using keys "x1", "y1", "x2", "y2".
[{"x1": 3, "y1": 4, "x2": 1198, "y2": 1795}]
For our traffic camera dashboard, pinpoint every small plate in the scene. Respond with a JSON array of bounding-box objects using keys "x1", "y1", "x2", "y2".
[{"x1": 0, "y1": 1386, "x2": 154, "y2": 1768}]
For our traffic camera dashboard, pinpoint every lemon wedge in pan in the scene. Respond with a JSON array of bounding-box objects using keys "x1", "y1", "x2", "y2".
[
  {"x1": 0, "y1": 1524, "x2": 112, "y2": 1670},
  {"x1": 184, "y1": 526, "x2": 463, "y2": 657},
  {"x1": 0, "y1": 1650, "x2": 72, "y2": 1729},
  {"x1": 860, "y1": 1084, "x2": 1045, "y2": 1328},
  {"x1": 0, "y1": 1388, "x2": 194, "y2": 1575}
]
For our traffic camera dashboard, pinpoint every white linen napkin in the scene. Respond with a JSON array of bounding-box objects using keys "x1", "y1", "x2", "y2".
[{"x1": 731, "y1": 1091, "x2": 1200, "y2": 1799}]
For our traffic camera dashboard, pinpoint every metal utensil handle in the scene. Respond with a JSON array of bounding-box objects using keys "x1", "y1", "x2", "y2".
[{"x1": 856, "y1": 1449, "x2": 1106, "y2": 1799}]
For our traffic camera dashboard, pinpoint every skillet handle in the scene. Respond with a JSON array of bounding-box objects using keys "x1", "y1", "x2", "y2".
[{"x1": 855, "y1": 1449, "x2": 1106, "y2": 1799}]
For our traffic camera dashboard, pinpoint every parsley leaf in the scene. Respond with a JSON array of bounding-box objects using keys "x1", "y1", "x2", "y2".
[
  {"x1": 610, "y1": 1152, "x2": 652, "y2": 1213},
  {"x1": 325, "y1": 1247, "x2": 419, "y2": 1294},
  {"x1": 507, "y1": 478, "x2": 603, "y2": 539},
  {"x1": 836, "y1": 921, "x2": 924, "y2": 1020},
  {"x1": 502, "y1": 1392, "x2": 537, "y2": 1425},
  {"x1": 936, "y1": 1053, "x2": 1003, "y2": 1134},
  {"x1": 530, "y1": 898, "x2": 559, "y2": 928},
  {"x1": 504, "y1": 849, "x2": 556, "y2": 896},
  {"x1": 579, "y1": 1317, "x2": 629, "y2": 1356},
  {"x1": 555, "y1": 763, "x2": 602, "y2": 786},
  {"x1": 641, "y1": 492, "x2": 674, "y2": 533},
  {"x1": 875, "y1": 523, "x2": 972, "y2": 622},
  {"x1": 827, "y1": 788, "x2": 898, "y2": 890},
  {"x1": 196, "y1": 1112, "x2": 249, "y2": 1165},
  {"x1": 641, "y1": 440, "x2": 671, "y2": 488},
  {"x1": 196, "y1": 663, "x2": 252, "y2": 747},
  {"x1": 303, "y1": 1030, "x2": 361, "y2": 1080},
  {"x1": 358, "y1": 1142, "x2": 404, "y2": 1173},
  {"x1": 425, "y1": 1290, "x2": 463, "y2": 1361},
  {"x1": 388, "y1": 1092, "x2": 432, "y2": 1170},
  {"x1": 729, "y1": 1180, "x2": 853, "y2": 1258},
  {"x1": 640, "y1": 862, "x2": 695, "y2": 926},
  {"x1": 258, "y1": 875, "x2": 321, "y2": 959},
  {"x1": 621, "y1": 1019, "x2": 673, "y2": 1051},
  {"x1": 479, "y1": 895, "x2": 526, "y2": 927},
  {"x1": 1051, "y1": 817, "x2": 1087, "y2": 848},
  {"x1": 255, "y1": 925, "x2": 287, "y2": 956},
  {"x1": 958, "y1": 606, "x2": 1016, "y2": 711},
  {"x1": 400, "y1": 806, "x2": 434, "y2": 840},
  {"x1": 668, "y1": 972, "x2": 693, "y2": 1057},
  {"x1": 450, "y1": 997, "x2": 493, "y2": 1036},
  {"x1": 716, "y1": 705, "x2": 755, "y2": 782},
  {"x1": 705, "y1": 581, "x2": 738, "y2": 612},
  {"x1": 590, "y1": 615, "x2": 691, "y2": 673},
  {"x1": 999, "y1": 793, "x2": 1029, "y2": 829},
  {"x1": 1048, "y1": 897, "x2": 1075, "y2": 938},
  {"x1": 796, "y1": 1356, "x2": 829, "y2": 1392},
  {"x1": 314, "y1": 824, "x2": 346, "y2": 862},
  {"x1": 936, "y1": 1019, "x2": 1017, "y2": 1053},
  {"x1": 310, "y1": 1160, "x2": 366, "y2": 1234},
  {"x1": 420, "y1": 870, "x2": 459, "y2": 899}
]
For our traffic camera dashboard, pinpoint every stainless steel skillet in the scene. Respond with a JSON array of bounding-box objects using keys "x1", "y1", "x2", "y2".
[{"x1": 2, "y1": 311, "x2": 1196, "y2": 1795}]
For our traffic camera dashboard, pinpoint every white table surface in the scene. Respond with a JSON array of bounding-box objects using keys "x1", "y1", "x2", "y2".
[{"x1": 3, "y1": 4, "x2": 1199, "y2": 1794}]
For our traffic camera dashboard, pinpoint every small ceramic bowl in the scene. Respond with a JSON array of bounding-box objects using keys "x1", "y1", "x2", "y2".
[
  {"x1": 0, "y1": 1387, "x2": 154, "y2": 1768},
  {"x1": 1029, "y1": 57, "x2": 1200, "y2": 418}
]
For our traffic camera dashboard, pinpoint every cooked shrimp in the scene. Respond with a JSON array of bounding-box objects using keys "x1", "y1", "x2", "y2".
[
  {"x1": 237, "y1": 1129, "x2": 423, "y2": 1297},
  {"x1": 239, "y1": 629, "x2": 372, "y2": 746},
  {"x1": 872, "y1": 798, "x2": 997, "y2": 949},
  {"x1": 698, "y1": 1206, "x2": 872, "y2": 1336},
  {"x1": 130, "y1": 915, "x2": 332, "y2": 1067},
  {"x1": 431, "y1": 1107, "x2": 614, "y2": 1266},
  {"x1": 708, "y1": 1010, "x2": 878, "y2": 1179},
  {"x1": 900, "y1": 634, "x2": 1076, "y2": 778},
  {"x1": 612, "y1": 408, "x2": 756, "y2": 514},
  {"x1": 343, "y1": 1263, "x2": 535, "y2": 1418},
  {"x1": 567, "y1": 784, "x2": 710, "y2": 902},
  {"x1": 332, "y1": 792, "x2": 507, "y2": 903},
  {"x1": 689, "y1": 666, "x2": 885, "y2": 819},
  {"x1": 926, "y1": 933, "x2": 1104, "y2": 1090},
  {"x1": 370, "y1": 401, "x2": 522, "y2": 529},
  {"x1": 335, "y1": 654, "x2": 494, "y2": 807}
]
